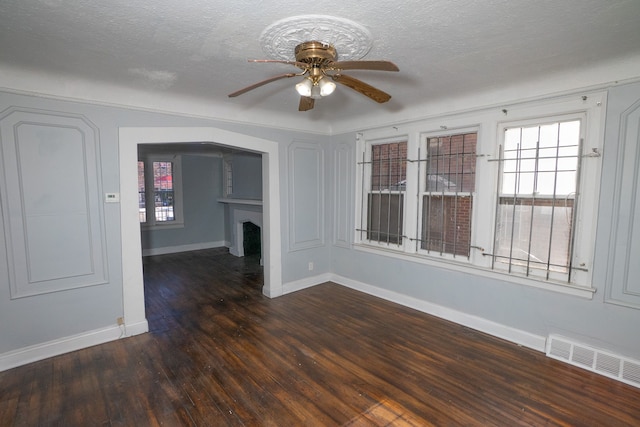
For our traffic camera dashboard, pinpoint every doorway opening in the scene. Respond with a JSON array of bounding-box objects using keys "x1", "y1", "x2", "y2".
[{"x1": 119, "y1": 127, "x2": 282, "y2": 337}]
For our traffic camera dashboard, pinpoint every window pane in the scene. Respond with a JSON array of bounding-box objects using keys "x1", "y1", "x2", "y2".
[
  {"x1": 153, "y1": 161, "x2": 174, "y2": 222},
  {"x1": 371, "y1": 142, "x2": 407, "y2": 191},
  {"x1": 426, "y1": 133, "x2": 476, "y2": 192},
  {"x1": 422, "y1": 132, "x2": 476, "y2": 257},
  {"x1": 494, "y1": 119, "x2": 581, "y2": 279},
  {"x1": 422, "y1": 195, "x2": 472, "y2": 257},
  {"x1": 138, "y1": 161, "x2": 146, "y2": 223},
  {"x1": 367, "y1": 193, "x2": 404, "y2": 244},
  {"x1": 501, "y1": 120, "x2": 580, "y2": 196},
  {"x1": 224, "y1": 159, "x2": 233, "y2": 196},
  {"x1": 495, "y1": 198, "x2": 574, "y2": 273},
  {"x1": 367, "y1": 141, "x2": 406, "y2": 245}
]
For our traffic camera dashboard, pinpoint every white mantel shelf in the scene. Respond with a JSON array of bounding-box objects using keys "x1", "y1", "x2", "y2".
[{"x1": 218, "y1": 198, "x2": 263, "y2": 206}]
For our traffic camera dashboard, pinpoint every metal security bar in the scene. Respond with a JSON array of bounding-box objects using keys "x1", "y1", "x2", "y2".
[
  {"x1": 411, "y1": 132, "x2": 477, "y2": 258},
  {"x1": 138, "y1": 161, "x2": 147, "y2": 223},
  {"x1": 357, "y1": 141, "x2": 407, "y2": 246},
  {"x1": 153, "y1": 161, "x2": 175, "y2": 222},
  {"x1": 488, "y1": 120, "x2": 582, "y2": 282}
]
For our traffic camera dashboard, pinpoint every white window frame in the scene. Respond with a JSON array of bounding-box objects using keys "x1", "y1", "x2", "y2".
[
  {"x1": 354, "y1": 92, "x2": 605, "y2": 298},
  {"x1": 492, "y1": 113, "x2": 585, "y2": 283},
  {"x1": 416, "y1": 128, "x2": 479, "y2": 262},
  {"x1": 355, "y1": 136, "x2": 409, "y2": 251},
  {"x1": 139, "y1": 154, "x2": 184, "y2": 230}
]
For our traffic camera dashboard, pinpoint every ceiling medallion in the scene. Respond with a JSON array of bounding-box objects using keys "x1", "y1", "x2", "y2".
[{"x1": 259, "y1": 15, "x2": 373, "y2": 61}]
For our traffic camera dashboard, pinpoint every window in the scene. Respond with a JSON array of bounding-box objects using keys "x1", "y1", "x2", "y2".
[
  {"x1": 355, "y1": 94, "x2": 603, "y2": 296},
  {"x1": 359, "y1": 141, "x2": 407, "y2": 245},
  {"x1": 420, "y1": 132, "x2": 476, "y2": 257},
  {"x1": 138, "y1": 161, "x2": 146, "y2": 222},
  {"x1": 138, "y1": 156, "x2": 183, "y2": 228},
  {"x1": 223, "y1": 157, "x2": 233, "y2": 197},
  {"x1": 492, "y1": 119, "x2": 580, "y2": 282}
]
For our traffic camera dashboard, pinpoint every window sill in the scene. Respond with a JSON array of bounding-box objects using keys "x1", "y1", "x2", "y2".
[
  {"x1": 141, "y1": 222, "x2": 185, "y2": 231},
  {"x1": 353, "y1": 243, "x2": 596, "y2": 299}
]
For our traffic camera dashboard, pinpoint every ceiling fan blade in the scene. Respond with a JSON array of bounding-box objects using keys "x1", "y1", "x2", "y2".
[
  {"x1": 249, "y1": 59, "x2": 310, "y2": 69},
  {"x1": 332, "y1": 74, "x2": 392, "y2": 103},
  {"x1": 228, "y1": 73, "x2": 297, "y2": 97},
  {"x1": 299, "y1": 96, "x2": 315, "y2": 111},
  {"x1": 328, "y1": 60, "x2": 399, "y2": 72}
]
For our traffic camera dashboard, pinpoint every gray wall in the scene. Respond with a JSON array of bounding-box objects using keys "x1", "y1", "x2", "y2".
[
  {"x1": 140, "y1": 154, "x2": 225, "y2": 251},
  {"x1": 328, "y1": 82, "x2": 640, "y2": 360},
  {"x1": 0, "y1": 90, "x2": 331, "y2": 358},
  {"x1": 2, "y1": 80, "x2": 638, "y2": 369},
  {"x1": 231, "y1": 152, "x2": 262, "y2": 200}
]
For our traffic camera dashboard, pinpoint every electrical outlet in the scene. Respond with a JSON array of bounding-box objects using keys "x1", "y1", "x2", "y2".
[
  {"x1": 117, "y1": 317, "x2": 124, "y2": 326},
  {"x1": 308, "y1": 262, "x2": 314, "y2": 271}
]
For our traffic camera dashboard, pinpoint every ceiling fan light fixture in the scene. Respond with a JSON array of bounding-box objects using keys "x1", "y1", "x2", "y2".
[
  {"x1": 318, "y1": 77, "x2": 336, "y2": 96},
  {"x1": 310, "y1": 84, "x2": 321, "y2": 99},
  {"x1": 230, "y1": 28, "x2": 399, "y2": 111},
  {"x1": 295, "y1": 78, "x2": 313, "y2": 97}
]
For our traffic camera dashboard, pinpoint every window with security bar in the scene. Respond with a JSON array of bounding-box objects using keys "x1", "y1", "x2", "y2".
[
  {"x1": 419, "y1": 132, "x2": 477, "y2": 257},
  {"x1": 492, "y1": 119, "x2": 581, "y2": 282},
  {"x1": 138, "y1": 155, "x2": 183, "y2": 228},
  {"x1": 362, "y1": 141, "x2": 407, "y2": 245},
  {"x1": 138, "y1": 161, "x2": 146, "y2": 222},
  {"x1": 151, "y1": 161, "x2": 175, "y2": 222},
  {"x1": 354, "y1": 96, "x2": 603, "y2": 295},
  {"x1": 223, "y1": 157, "x2": 233, "y2": 197}
]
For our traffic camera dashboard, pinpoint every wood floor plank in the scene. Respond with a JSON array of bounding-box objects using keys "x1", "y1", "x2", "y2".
[{"x1": 1, "y1": 248, "x2": 639, "y2": 426}]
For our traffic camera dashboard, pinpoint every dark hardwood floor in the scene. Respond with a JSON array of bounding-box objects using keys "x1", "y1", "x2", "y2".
[{"x1": 2, "y1": 248, "x2": 639, "y2": 426}]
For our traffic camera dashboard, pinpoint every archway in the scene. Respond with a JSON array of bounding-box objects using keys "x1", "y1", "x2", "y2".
[{"x1": 118, "y1": 127, "x2": 282, "y2": 336}]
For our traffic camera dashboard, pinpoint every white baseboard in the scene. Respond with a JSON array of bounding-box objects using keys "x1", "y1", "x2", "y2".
[
  {"x1": 282, "y1": 273, "x2": 333, "y2": 295},
  {"x1": 0, "y1": 319, "x2": 149, "y2": 372},
  {"x1": 142, "y1": 240, "x2": 226, "y2": 257},
  {"x1": 1, "y1": 273, "x2": 546, "y2": 372},
  {"x1": 330, "y1": 274, "x2": 547, "y2": 352},
  {"x1": 123, "y1": 319, "x2": 149, "y2": 337}
]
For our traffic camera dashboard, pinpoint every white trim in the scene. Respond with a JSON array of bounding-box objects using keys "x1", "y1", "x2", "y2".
[
  {"x1": 142, "y1": 240, "x2": 227, "y2": 257},
  {"x1": 0, "y1": 322, "x2": 145, "y2": 372},
  {"x1": 354, "y1": 93, "x2": 605, "y2": 297},
  {"x1": 138, "y1": 154, "x2": 184, "y2": 228},
  {"x1": 0, "y1": 68, "x2": 333, "y2": 135},
  {"x1": 331, "y1": 71, "x2": 640, "y2": 135},
  {"x1": 218, "y1": 198, "x2": 263, "y2": 206},
  {"x1": 0, "y1": 269, "x2": 545, "y2": 372},
  {"x1": 333, "y1": 143, "x2": 353, "y2": 248},
  {"x1": 281, "y1": 273, "x2": 546, "y2": 352},
  {"x1": 287, "y1": 140, "x2": 325, "y2": 251},
  {"x1": 282, "y1": 273, "x2": 333, "y2": 295},
  {"x1": 119, "y1": 127, "x2": 283, "y2": 328},
  {"x1": 353, "y1": 244, "x2": 595, "y2": 299},
  {"x1": 330, "y1": 274, "x2": 547, "y2": 352},
  {"x1": 2, "y1": 65, "x2": 638, "y2": 137},
  {"x1": 229, "y1": 209, "x2": 263, "y2": 258}
]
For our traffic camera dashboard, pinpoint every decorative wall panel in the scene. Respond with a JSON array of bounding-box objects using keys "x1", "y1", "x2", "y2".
[
  {"x1": 333, "y1": 143, "x2": 352, "y2": 248},
  {"x1": 288, "y1": 141, "x2": 324, "y2": 251},
  {"x1": 0, "y1": 108, "x2": 107, "y2": 298},
  {"x1": 604, "y1": 84, "x2": 640, "y2": 309}
]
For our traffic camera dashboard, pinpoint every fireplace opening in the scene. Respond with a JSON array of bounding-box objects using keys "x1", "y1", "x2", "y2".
[{"x1": 242, "y1": 222, "x2": 261, "y2": 257}]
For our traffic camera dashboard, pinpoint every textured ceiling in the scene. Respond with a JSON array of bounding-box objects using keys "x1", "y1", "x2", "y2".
[{"x1": 1, "y1": 0, "x2": 640, "y2": 132}]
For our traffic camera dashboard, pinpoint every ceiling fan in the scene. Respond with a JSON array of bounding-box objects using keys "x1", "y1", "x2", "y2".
[{"x1": 228, "y1": 41, "x2": 399, "y2": 111}]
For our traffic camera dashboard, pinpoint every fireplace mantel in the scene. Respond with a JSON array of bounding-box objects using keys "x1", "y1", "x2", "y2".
[
  {"x1": 218, "y1": 198, "x2": 262, "y2": 206},
  {"x1": 220, "y1": 199, "x2": 263, "y2": 260}
]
